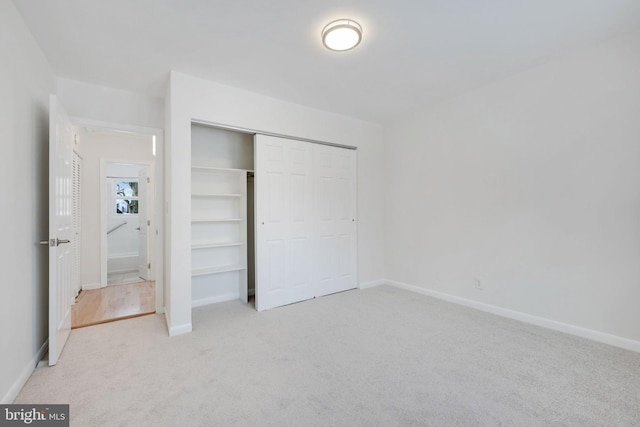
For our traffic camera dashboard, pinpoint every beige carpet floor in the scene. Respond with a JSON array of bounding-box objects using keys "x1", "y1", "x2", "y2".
[{"x1": 15, "y1": 285, "x2": 640, "y2": 426}]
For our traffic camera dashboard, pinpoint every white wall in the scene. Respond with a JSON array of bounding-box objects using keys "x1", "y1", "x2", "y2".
[
  {"x1": 0, "y1": 0, "x2": 55, "y2": 403},
  {"x1": 384, "y1": 27, "x2": 640, "y2": 343},
  {"x1": 166, "y1": 72, "x2": 386, "y2": 335},
  {"x1": 57, "y1": 78, "x2": 164, "y2": 129},
  {"x1": 79, "y1": 129, "x2": 154, "y2": 287}
]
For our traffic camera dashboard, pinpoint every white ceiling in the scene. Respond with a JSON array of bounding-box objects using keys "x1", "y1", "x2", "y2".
[{"x1": 11, "y1": 0, "x2": 640, "y2": 124}]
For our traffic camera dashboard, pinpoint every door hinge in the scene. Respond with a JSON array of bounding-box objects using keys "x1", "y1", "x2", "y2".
[
  {"x1": 147, "y1": 220, "x2": 151, "y2": 226},
  {"x1": 148, "y1": 263, "x2": 151, "y2": 269},
  {"x1": 147, "y1": 177, "x2": 150, "y2": 183}
]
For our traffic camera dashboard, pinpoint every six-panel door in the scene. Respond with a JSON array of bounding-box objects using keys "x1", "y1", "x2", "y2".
[
  {"x1": 255, "y1": 134, "x2": 357, "y2": 311},
  {"x1": 255, "y1": 135, "x2": 315, "y2": 311}
]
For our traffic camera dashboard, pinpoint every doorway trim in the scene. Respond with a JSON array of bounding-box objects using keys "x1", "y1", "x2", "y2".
[{"x1": 72, "y1": 117, "x2": 165, "y2": 315}]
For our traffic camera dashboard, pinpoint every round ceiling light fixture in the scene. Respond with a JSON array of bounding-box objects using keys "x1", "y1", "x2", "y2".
[{"x1": 322, "y1": 19, "x2": 362, "y2": 52}]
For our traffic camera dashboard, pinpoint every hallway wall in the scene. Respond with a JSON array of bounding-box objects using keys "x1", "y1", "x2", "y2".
[{"x1": 0, "y1": 0, "x2": 56, "y2": 403}]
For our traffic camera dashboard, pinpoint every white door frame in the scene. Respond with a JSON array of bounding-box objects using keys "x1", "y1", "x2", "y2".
[
  {"x1": 73, "y1": 118, "x2": 165, "y2": 314},
  {"x1": 137, "y1": 167, "x2": 152, "y2": 280},
  {"x1": 72, "y1": 150, "x2": 83, "y2": 297}
]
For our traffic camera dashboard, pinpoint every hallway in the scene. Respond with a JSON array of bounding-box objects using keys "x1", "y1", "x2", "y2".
[{"x1": 71, "y1": 281, "x2": 155, "y2": 329}]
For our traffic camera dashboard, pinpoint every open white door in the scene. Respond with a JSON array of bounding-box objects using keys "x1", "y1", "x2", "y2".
[
  {"x1": 47, "y1": 95, "x2": 74, "y2": 366},
  {"x1": 138, "y1": 168, "x2": 150, "y2": 280}
]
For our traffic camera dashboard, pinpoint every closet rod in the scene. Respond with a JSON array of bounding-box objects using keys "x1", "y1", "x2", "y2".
[{"x1": 191, "y1": 119, "x2": 358, "y2": 151}]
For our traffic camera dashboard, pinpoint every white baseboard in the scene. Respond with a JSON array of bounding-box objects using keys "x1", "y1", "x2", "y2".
[
  {"x1": 82, "y1": 282, "x2": 103, "y2": 290},
  {"x1": 163, "y1": 311, "x2": 191, "y2": 336},
  {"x1": 385, "y1": 279, "x2": 640, "y2": 354},
  {"x1": 1, "y1": 340, "x2": 48, "y2": 404},
  {"x1": 167, "y1": 321, "x2": 192, "y2": 336},
  {"x1": 358, "y1": 279, "x2": 385, "y2": 289},
  {"x1": 107, "y1": 268, "x2": 137, "y2": 275},
  {"x1": 163, "y1": 311, "x2": 171, "y2": 335},
  {"x1": 107, "y1": 255, "x2": 138, "y2": 273},
  {"x1": 192, "y1": 293, "x2": 239, "y2": 308}
]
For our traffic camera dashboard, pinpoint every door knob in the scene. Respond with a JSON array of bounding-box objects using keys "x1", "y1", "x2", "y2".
[{"x1": 40, "y1": 238, "x2": 71, "y2": 247}]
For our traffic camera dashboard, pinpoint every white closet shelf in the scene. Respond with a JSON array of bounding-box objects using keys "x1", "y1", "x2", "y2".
[
  {"x1": 191, "y1": 241, "x2": 243, "y2": 249},
  {"x1": 191, "y1": 124, "x2": 252, "y2": 307},
  {"x1": 192, "y1": 166, "x2": 254, "y2": 173},
  {"x1": 191, "y1": 265, "x2": 246, "y2": 276},
  {"x1": 191, "y1": 193, "x2": 242, "y2": 198},
  {"x1": 191, "y1": 218, "x2": 243, "y2": 223}
]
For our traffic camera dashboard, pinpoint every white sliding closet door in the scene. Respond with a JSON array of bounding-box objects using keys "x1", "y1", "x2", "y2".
[
  {"x1": 255, "y1": 134, "x2": 314, "y2": 311},
  {"x1": 313, "y1": 144, "x2": 357, "y2": 297}
]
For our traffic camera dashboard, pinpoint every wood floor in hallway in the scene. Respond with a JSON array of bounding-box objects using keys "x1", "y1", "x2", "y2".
[{"x1": 72, "y1": 281, "x2": 155, "y2": 329}]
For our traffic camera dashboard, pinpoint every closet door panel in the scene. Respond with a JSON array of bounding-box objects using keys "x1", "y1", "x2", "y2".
[
  {"x1": 291, "y1": 237, "x2": 311, "y2": 287},
  {"x1": 314, "y1": 144, "x2": 357, "y2": 297},
  {"x1": 265, "y1": 239, "x2": 285, "y2": 291},
  {"x1": 285, "y1": 141, "x2": 314, "y2": 301},
  {"x1": 255, "y1": 135, "x2": 314, "y2": 311},
  {"x1": 335, "y1": 149, "x2": 357, "y2": 286},
  {"x1": 266, "y1": 172, "x2": 284, "y2": 222}
]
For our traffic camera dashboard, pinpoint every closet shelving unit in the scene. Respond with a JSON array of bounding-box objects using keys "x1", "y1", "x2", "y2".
[
  {"x1": 190, "y1": 165, "x2": 251, "y2": 305},
  {"x1": 190, "y1": 123, "x2": 255, "y2": 307}
]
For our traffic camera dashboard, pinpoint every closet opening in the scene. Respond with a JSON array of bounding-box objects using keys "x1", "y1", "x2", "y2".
[{"x1": 190, "y1": 123, "x2": 255, "y2": 309}]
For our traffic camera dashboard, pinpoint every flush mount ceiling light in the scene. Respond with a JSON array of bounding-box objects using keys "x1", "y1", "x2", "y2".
[{"x1": 322, "y1": 19, "x2": 362, "y2": 51}]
